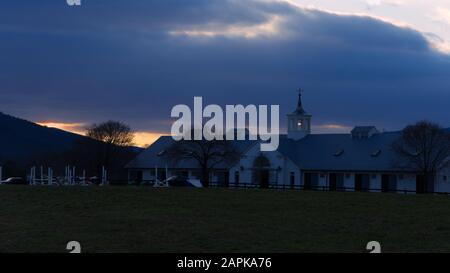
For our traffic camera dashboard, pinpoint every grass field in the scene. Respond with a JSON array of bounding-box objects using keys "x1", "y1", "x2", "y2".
[{"x1": 1, "y1": 185, "x2": 450, "y2": 253}]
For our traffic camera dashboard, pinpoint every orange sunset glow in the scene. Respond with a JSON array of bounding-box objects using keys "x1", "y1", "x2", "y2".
[
  {"x1": 37, "y1": 121, "x2": 87, "y2": 135},
  {"x1": 37, "y1": 121, "x2": 164, "y2": 147}
]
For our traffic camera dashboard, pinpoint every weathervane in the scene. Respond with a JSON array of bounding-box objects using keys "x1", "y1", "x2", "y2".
[{"x1": 297, "y1": 88, "x2": 304, "y2": 110}]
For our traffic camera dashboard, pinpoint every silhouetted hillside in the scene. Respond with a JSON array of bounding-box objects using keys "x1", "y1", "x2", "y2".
[
  {"x1": 0, "y1": 112, "x2": 87, "y2": 162},
  {"x1": 0, "y1": 112, "x2": 142, "y2": 180}
]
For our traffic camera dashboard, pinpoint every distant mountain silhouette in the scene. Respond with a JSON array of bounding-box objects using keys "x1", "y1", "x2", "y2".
[
  {"x1": 0, "y1": 112, "x2": 89, "y2": 162},
  {"x1": 0, "y1": 112, "x2": 142, "y2": 164}
]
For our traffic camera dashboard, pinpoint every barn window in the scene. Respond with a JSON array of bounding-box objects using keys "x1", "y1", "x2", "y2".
[{"x1": 371, "y1": 149, "x2": 381, "y2": 157}]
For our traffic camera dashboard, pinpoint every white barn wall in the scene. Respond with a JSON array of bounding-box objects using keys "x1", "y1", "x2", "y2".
[
  {"x1": 229, "y1": 143, "x2": 300, "y2": 186},
  {"x1": 141, "y1": 166, "x2": 424, "y2": 194},
  {"x1": 135, "y1": 157, "x2": 449, "y2": 196},
  {"x1": 343, "y1": 174, "x2": 354, "y2": 191},
  {"x1": 318, "y1": 174, "x2": 327, "y2": 188},
  {"x1": 369, "y1": 174, "x2": 381, "y2": 192},
  {"x1": 435, "y1": 168, "x2": 450, "y2": 193}
]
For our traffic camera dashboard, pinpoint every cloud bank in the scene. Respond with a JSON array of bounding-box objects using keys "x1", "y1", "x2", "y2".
[{"x1": 0, "y1": 0, "x2": 449, "y2": 136}]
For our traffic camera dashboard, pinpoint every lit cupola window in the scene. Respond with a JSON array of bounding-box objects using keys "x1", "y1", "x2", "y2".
[{"x1": 287, "y1": 88, "x2": 312, "y2": 140}]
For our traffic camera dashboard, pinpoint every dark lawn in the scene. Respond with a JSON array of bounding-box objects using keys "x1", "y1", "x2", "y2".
[{"x1": 0, "y1": 186, "x2": 449, "y2": 253}]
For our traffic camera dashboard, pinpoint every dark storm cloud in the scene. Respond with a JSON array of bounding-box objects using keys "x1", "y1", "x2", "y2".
[{"x1": 0, "y1": 0, "x2": 449, "y2": 133}]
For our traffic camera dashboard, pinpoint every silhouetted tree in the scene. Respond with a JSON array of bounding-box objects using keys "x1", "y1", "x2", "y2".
[
  {"x1": 165, "y1": 131, "x2": 241, "y2": 187},
  {"x1": 87, "y1": 121, "x2": 134, "y2": 147},
  {"x1": 86, "y1": 121, "x2": 135, "y2": 180},
  {"x1": 392, "y1": 121, "x2": 450, "y2": 193}
]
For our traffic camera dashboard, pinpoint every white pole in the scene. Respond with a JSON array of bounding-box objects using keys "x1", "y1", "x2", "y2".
[
  {"x1": 82, "y1": 170, "x2": 86, "y2": 185},
  {"x1": 69, "y1": 166, "x2": 73, "y2": 185},
  {"x1": 155, "y1": 166, "x2": 158, "y2": 182},
  {"x1": 30, "y1": 167, "x2": 33, "y2": 185},
  {"x1": 73, "y1": 166, "x2": 76, "y2": 184},
  {"x1": 0, "y1": 166, "x2": 2, "y2": 182},
  {"x1": 29, "y1": 167, "x2": 32, "y2": 185},
  {"x1": 48, "y1": 167, "x2": 51, "y2": 185},
  {"x1": 32, "y1": 167, "x2": 35, "y2": 185},
  {"x1": 65, "y1": 166, "x2": 68, "y2": 184},
  {"x1": 40, "y1": 166, "x2": 43, "y2": 185},
  {"x1": 101, "y1": 166, "x2": 105, "y2": 185},
  {"x1": 165, "y1": 164, "x2": 168, "y2": 181}
]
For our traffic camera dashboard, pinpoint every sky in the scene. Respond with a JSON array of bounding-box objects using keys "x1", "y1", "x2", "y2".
[{"x1": 1, "y1": 0, "x2": 449, "y2": 147}]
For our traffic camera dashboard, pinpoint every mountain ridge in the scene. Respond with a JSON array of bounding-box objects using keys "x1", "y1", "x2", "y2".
[
  {"x1": 0, "y1": 112, "x2": 89, "y2": 162},
  {"x1": 0, "y1": 112, "x2": 142, "y2": 164}
]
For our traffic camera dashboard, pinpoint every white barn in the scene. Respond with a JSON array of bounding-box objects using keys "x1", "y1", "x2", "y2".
[{"x1": 126, "y1": 94, "x2": 449, "y2": 193}]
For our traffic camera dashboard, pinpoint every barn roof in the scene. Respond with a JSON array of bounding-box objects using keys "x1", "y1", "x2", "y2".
[
  {"x1": 277, "y1": 132, "x2": 405, "y2": 172},
  {"x1": 126, "y1": 131, "x2": 408, "y2": 172},
  {"x1": 125, "y1": 136, "x2": 257, "y2": 169}
]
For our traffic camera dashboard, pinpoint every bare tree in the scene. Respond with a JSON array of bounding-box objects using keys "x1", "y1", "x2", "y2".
[
  {"x1": 165, "y1": 132, "x2": 241, "y2": 187},
  {"x1": 86, "y1": 121, "x2": 135, "y2": 179},
  {"x1": 87, "y1": 121, "x2": 134, "y2": 147},
  {"x1": 392, "y1": 120, "x2": 450, "y2": 193}
]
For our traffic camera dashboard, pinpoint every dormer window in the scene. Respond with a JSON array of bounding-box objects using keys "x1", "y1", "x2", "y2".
[{"x1": 371, "y1": 149, "x2": 381, "y2": 157}]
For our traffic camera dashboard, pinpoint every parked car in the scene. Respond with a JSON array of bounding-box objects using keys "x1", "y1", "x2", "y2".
[
  {"x1": 165, "y1": 176, "x2": 203, "y2": 188},
  {"x1": 0, "y1": 177, "x2": 27, "y2": 185}
]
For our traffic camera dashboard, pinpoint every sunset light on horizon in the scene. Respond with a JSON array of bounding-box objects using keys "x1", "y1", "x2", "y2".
[{"x1": 37, "y1": 121, "x2": 165, "y2": 148}]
